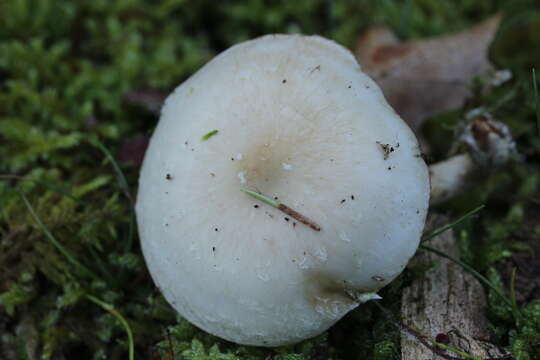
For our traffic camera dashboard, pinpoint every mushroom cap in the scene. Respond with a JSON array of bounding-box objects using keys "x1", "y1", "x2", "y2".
[{"x1": 136, "y1": 34, "x2": 429, "y2": 346}]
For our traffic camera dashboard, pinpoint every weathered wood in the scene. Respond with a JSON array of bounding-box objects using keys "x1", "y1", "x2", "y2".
[{"x1": 401, "y1": 216, "x2": 509, "y2": 359}]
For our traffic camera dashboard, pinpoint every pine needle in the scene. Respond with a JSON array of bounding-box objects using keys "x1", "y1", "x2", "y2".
[
  {"x1": 242, "y1": 189, "x2": 321, "y2": 231},
  {"x1": 242, "y1": 189, "x2": 279, "y2": 208}
]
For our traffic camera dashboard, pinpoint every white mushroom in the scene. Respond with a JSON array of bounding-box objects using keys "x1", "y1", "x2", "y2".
[
  {"x1": 429, "y1": 110, "x2": 519, "y2": 205},
  {"x1": 136, "y1": 34, "x2": 430, "y2": 346}
]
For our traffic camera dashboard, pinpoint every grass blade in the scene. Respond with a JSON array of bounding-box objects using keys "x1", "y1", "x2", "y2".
[
  {"x1": 242, "y1": 189, "x2": 279, "y2": 208},
  {"x1": 533, "y1": 68, "x2": 540, "y2": 137},
  {"x1": 90, "y1": 138, "x2": 136, "y2": 252},
  {"x1": 125, "y1": 209, "x2": 136, "y2": 253},
  {"x1": 510, "y1": 267, "x2": 521, "y2": 323},
  {"x1": 420, "y1": 244, "x2": 516, "y2": 314},
  {"x1": 86, "y1": 295, "x2": 134, "y2": 360},
  {"x1": 242, "y1": 189, "x2": 321, "y2": 230},
  {"x1": 1, "y1": 174, "x2": 80, "y2": 202},
  {"x1": 431, "y1": 341, "x2": 481, "y2": 360},
  {"x1": 20, "y1": 191, "x2": 100, "y2": 281},
  {"x1": 422, "y1": 205, "x2": 485, "y2": 243},
  {"x1": 91, "y1": 138, "x2": 132, "y2": 204}
]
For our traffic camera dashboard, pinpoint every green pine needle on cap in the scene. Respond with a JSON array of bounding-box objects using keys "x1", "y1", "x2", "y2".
[{"x1": 242, "y1": 189, "x2": 280, "y2": 208}]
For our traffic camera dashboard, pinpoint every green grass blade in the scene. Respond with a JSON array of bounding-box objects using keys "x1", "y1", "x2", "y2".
[
  {"x1": 90, "y1": 138, "x2": 132, "y2": 204},
  {"x1": 90, "y1": 138, "x2": 136, "y2": 252},
  {"x1": 431, "y1": 341, "x2": 481, "y2": 360},
  {"x1": 0, "y1": 174, "x2": 80, "y2": 202},
  {"x1": 242, "y1": 189, "x2": 279, "y2": 208},
  {"x1": 533, "y1": 68, "x2": 540, "y2": 137},
  {"x1": 86, "y1": 295, "x2": 134, "y2": 360},
  {"x1": 510, "y1": 267, "x2": 521, "y2": 324},
  {"x1": 20, "y1": 191, "x2": 100, "y2": 281},
  {"x1": 89, "y1": 246, "x2": 115, "y2": 282},
  {"x1": 422, "y1": 205, "x2": 485, "y2": 243},
  {"x1": 420, "y1": 244, "x2": 515, "y2": 312},
  {"x1": 125, "y1": 208, "x2": 136, "y2": 253}
]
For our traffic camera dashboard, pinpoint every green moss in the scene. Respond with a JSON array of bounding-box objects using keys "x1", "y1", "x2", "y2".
[
  {"x1": 508, "y1": 300, "x2": 540, "y2": 359},
  {"x1": 373, "y1": 340, "x2": 399, "y2": 360}
]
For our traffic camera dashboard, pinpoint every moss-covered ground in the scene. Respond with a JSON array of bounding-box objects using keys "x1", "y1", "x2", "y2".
[{"x1": 1, "y1": 0, "x2": 540, "y2": 359}]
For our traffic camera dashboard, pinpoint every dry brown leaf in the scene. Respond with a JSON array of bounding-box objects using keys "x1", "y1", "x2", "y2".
[{"x1": 355, "y1": 15, "x2": 502, "y2": 133}]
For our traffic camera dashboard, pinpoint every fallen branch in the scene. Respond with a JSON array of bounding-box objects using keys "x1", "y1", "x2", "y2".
[{"x1": 401, "y1": 215, "x2": 511, "y2": 359}]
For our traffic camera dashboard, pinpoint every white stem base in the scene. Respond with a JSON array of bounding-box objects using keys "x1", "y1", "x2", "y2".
[
  {"x1": 429, "y1": 154, "x2": 475, "y2": 205},
  {"x1": 429, "y1": 114, "x2": 518, "y2": 205}
]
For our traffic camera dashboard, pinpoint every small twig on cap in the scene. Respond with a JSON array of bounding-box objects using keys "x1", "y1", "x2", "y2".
[{"x1": 242, "y1": 189, "x2": 321, "y2": 231}]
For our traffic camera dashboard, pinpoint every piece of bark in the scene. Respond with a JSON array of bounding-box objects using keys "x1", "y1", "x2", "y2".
[
  {"x1": 355, "y1": 15, "x2": 501, "y2": 133},
  {"x1": 401, "y1": 215, "x2": 509, "y2": 359}
]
